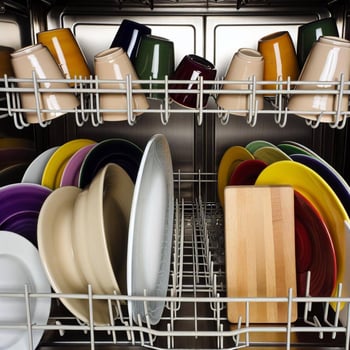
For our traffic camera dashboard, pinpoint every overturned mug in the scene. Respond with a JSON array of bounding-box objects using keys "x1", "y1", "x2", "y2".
[
  {"x1": 169, "y1": 54, "x2": 216, "y2": 109},
  {"x1": 288, "y1": 36, "x2": 350, "y2": 123},
  {"x1": 11, "y1": 43, "x2": 80, "y2": 124},
  {"x1": 37, "y1": 27, "x2": 91, "y2": 81},
  {"x1": 134, "y1": 34, "x2": 175, "y2": 100},
  {"x1": 94, "y1": 47, "x2": 149, "y2": 121},
  {"x1": 297, "y1": 17, "x2": 339, "y2": 68},
  {"x1": 110, "y1": 19, "x2": 151, "y2": 63},
  {"x1": 216, "y1": 48, "x2": 264, "y2": 117},
  {"x1": 258, "y1": 31, "x2": 299, "y2": 93}
]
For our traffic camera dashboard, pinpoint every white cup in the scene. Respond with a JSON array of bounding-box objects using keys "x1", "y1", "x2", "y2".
[
  {"x1": 94, "y1": 47, "x2": 149, "y2": 122},
  {"x1": 216, "y1": 48, "x2": 264, "y2": 117},
  {"x1": 288, "y1": 36, "x2": 350, "y2": 123},
  {"x1": 10, "y1": 43, "x2": 79, "y2": 124}
]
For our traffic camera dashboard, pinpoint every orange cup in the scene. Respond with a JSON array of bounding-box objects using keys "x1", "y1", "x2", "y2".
[
  {"x1": 258, "y1": 31, "x2": 299, "y2": 93},
  {"x1": 37, "y1": 27, "x2": 91, "y2": 81}
]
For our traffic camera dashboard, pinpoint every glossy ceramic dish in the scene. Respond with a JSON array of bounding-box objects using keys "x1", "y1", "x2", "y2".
[
  {"x1": 22, "y1": 146, "x2": 59, "y2": 184},
  {"x1": 78, "y1": 138, "x2": 143, "y2": 188},
  {"x1": 0, "y1": 230, "x2": 51, "y2": 350},
  {"x1": 38, "y1": 186, "x2": 114, "y2": 325},
  {"x1": 217, "y1": 145, "x2": 254, "y2": 207},
  {"x1": 73, "y1": 163, "x2": 134, "y2": 297},
  {"x1": 42, "y1": 139, "x2": 95, "y2": 189},
  {"x1": 255, "y1": 160, "x2": 349, "y2": 306},
  {"x1": 127, "y1": 134, "x2": 174, "y2": 325}
]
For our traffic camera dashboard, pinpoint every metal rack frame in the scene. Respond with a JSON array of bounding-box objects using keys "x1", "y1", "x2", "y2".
[
  {"x1": 1, "y1": 74, "x2": 349, "y2": 130},
  {"x1": 1, "y1": 172, "x2": 350, "y2": 349}
]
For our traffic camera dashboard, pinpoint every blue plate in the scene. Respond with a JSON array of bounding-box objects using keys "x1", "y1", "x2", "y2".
[
  {"x1": 78, "y1": 138, "x2": 143, "y2": 189},
  {"x1": 291, "y1": 154, "x2": 350, "y2": 216}
]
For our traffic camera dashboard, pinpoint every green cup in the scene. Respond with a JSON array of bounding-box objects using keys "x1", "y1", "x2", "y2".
[
  {"x1": 297, "y1": 17, "x2": 339, "y2": 68},
  {"x1": 134, "y1": 34, "x2": 175, "y2": 100}
]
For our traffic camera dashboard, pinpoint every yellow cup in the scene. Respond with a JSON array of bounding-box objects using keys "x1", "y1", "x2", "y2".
[
  {"x1": 37, "y1": 27, "x2": 91, "y2": 81},
  {"x1": 258, "y1": 31, "x2": 299, "y2": 93}
]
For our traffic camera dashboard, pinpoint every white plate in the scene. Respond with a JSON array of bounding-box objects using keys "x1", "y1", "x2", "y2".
[
  {"x1": 21, "y1": 146, "x2": 59, "y2": 184},
  {"x1": 127, "y1": 134, "x2": 174, "y2": 325},
  {"x1": 0, "y1": 230, "x2": 51, "y2": 350},
  {"x1": 37, "y1": 186, "x2": 113, "y2": 325}
]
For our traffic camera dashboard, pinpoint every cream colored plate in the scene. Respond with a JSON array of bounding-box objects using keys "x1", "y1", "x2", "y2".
[
  {"x1": 37, "y1": 186, "x2": 113, "y2": 325},
  {"x1": 72, "y1": 163, "x2": 134, "y2": 297}
]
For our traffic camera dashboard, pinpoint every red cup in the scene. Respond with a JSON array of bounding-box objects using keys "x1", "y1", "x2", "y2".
[{"x1": 169, "y1": 54, "x2": 216, "y2": 109}]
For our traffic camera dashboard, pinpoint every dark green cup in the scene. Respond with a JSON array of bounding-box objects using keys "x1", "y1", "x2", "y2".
[
  {"x1": 297, "y1": 17, "x2": 339, "y2": 68},
  {"x1": 134, "y1": 34, "x2": 175, "y2": 100}
]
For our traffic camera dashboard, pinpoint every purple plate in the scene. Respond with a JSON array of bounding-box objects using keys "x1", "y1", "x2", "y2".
[
  {"x1": 60, "y1": 143, "x2": 96, "y2": 187},
  {"x1": 0, "y1": 183, "x2": 52, "y2": 245},
  {"x1": 1, "y1": 211, "x2": 39, "y2": 246}
]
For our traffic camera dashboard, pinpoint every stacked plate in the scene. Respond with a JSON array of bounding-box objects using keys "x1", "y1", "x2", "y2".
[
  {"x1": 21, "y1": 137, "x2": 143, "y2": 190},
  {"x1": 37, "y1": 134, "x2": 174, "y2": 326},
  {"x1": 219, "y1": 139, "x2": 349, "y2": 304},
  {"x1": 0, "y1": 137, "x2": 36, "y2": 186}
]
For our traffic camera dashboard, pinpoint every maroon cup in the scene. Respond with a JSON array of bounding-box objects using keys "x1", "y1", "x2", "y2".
[{"x1": 169, "y1": 54, "x2": 216, "y2": 109}]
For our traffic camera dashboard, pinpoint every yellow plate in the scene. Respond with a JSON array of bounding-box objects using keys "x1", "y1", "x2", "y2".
[
  {"x1": 255, "y1": 160, "x2": 349, "y2": 308},
  {"x1": 217, "y1": 146, "x2": 254, "y2": 207},
  {"x1": 253, "y1": 146, "x2": 291, "y2": 164},
  {"x1": 41, "y1": 139, "x2": 96, "y2": 190}
]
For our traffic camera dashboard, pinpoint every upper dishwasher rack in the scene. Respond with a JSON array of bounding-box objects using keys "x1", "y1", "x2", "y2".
[{"x1": 1, "y1": 74, "x2": 349, "y2": 129}]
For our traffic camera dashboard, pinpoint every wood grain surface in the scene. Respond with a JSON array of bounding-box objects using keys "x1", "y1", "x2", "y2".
[{"x1": 224, "y1": 185, "x2": 297, "y2": 323}]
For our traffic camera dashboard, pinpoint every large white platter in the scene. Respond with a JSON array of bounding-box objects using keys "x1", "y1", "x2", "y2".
[{"x1": 127, "y1": 134, "x2": 174, "y2": 325}]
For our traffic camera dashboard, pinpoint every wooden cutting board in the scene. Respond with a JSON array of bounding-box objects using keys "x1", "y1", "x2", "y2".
[{"x1": 224, "y1": 185, "x2": 297, "y2": 323}]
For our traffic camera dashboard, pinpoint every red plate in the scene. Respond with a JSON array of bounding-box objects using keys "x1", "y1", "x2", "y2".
[
  {"x1": 229, "y1": 159, "x2": 267, "y2": 185},
  {"x1": 294, "y1": 191, "x2": 337, "y2": 297}
]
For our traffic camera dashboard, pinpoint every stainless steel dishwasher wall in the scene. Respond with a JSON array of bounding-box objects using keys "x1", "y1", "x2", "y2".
[{"x1": 35, "y1": 0, "x2": 348, "y2": 201}]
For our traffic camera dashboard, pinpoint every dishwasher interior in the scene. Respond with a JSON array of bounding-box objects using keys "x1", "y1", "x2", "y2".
[{"x1": 1, "y1": 0, "x2": 350, "y2": 348}]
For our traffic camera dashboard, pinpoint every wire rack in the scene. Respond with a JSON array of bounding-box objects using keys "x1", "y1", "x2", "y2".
[
  {"x1": 1, "y1": 172, "x2": 350, "y2": 349},
  {"x1": 1, "y1": 74, "x2": 350, "y2": 130}
]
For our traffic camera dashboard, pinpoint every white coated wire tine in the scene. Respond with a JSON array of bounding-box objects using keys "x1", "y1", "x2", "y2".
[
  {"x1": 12, "y1": 87, "x2": 25, "y2": 129},
  {"x1": 107, "y1": 298, "x2": 117, "y2": 343},
  {"x1": 286, "y1": 288, "x2": 294, "y2": 350},
  {"x1": 306, "y1": 111, "x2": 323, "y2": 128},
  {"x1": 345, "y1": 302, "x2": 350, "y2": 350},
  {"x1": 234, "y1": 316, "x2": 242, "y2": 347},
  {"x1": 31, "y1": 70, "x2": 49, "y2": 128},
  {"x1": 14, "y1": 81, "x2": 30, "y2": 129},
  {"x1": 126, "y1": 74, "x2": 136, "y2": 126},
  {"x1": 197, "y1": 75, "x2": 204, "y2": 126},
  {"x1": 91, "y1": 75, "x2": 102, "y2": 127},
  {"x1": 87, "y1": 285, "x2": 95, "y2": 350},
  {"x1": 24, "y1": 284, "x2": 34, "y2": 350},
  {"x1": 277, "y1": 107, "x2": 288, "y2": 128},
  {"x1": 331, "y1": 73, "x2": 345, "y2": 128},
  {"x1": 136, "y1": 313, "x2": 145, "y2": 346},
  {"x1": 164, "y1": 75, "x2": 170, "y2": 122},
  {"x1": 4, "y1": 74, "x2": 12, "y2": 117}
]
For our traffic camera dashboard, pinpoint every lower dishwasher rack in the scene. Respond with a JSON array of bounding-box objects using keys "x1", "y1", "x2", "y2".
[{"x1": 1, "y1": 172, "x2": 350, "y2": 350}]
